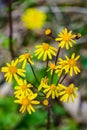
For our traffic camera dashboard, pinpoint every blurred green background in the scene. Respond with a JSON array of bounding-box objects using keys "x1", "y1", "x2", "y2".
[{"x1": 0, "y1": 0, "x2": 87, "y2": 130}]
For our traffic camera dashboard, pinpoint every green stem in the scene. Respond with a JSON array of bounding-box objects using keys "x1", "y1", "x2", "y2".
[
  {"x1": 46, "y1": 56, "x2": 49, "y2": 76},
  {"x1": 29, "y1": 63, "x2": 40, "y2": 84}
]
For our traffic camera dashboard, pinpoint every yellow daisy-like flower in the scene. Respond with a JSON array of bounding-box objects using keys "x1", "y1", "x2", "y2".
[
  {"x1": 14, "y1": 93, "x2": 40, "y2": 114},
  {"x1": 64, "y1": 53, "x2": 80, "y2": 76},
  {"x1": 14, "y1": 79, "x2": 33, "y2": 98},
  {"x1": 38, "y1": 77, "x2": 49, "y2": 91},
  {"x1": 34, "y1": 43, "x2": 57, "y2": 61},
  {"x1": 1, "y1": 59, "x2": 25, "y2": 83},
  {"x1": 59, "y1": 84, "x2": 78, "y2": 102},
  {"x1": 21, "y1": 8, "x2": 46, "y2": 30},
  {"x1": 55, "y1": 58, "x2": 67, "y2": 76},
  {"x1": 43, "y1": 84, "x2": 59, "y2": 99},
  {"x1": 55, "y1": 28, "x2": 76, "y2": 49},
  {"x1": 47, "y1": 62, "x2": 56, "y2": 75},
  {"x1": 19, "y1": 52, "x2": 34, "y2": 69}
]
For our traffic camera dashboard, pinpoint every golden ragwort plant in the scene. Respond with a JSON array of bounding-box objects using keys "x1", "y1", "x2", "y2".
[{"x1": 1, "y1": 28, "x2": 81, "y2": 129}]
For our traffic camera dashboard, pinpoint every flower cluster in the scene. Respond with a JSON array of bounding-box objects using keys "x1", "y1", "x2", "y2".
[{"x1": 1, "y1": 28, "x2": 81, "y2": 114}]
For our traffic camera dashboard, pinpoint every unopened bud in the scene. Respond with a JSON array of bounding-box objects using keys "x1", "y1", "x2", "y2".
[
  {"x1": 43, "y1": 99, "x2": 49, "y2": 106},
  {"x1": 75, "y1": 33, "x2": 81, "y2": 39},
  {"x1": 45, "y1": 29, "x2": 52, "y2": 36}
]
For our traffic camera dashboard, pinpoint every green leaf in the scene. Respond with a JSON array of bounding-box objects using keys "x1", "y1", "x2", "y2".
[
  {"x1": 25, "y1": 63, "x2": 46, "y2": 85},
  {"x1": 0, "y1": 96, "x2": 22, "y2": 130}
]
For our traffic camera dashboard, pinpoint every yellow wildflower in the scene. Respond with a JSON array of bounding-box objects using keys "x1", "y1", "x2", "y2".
[
  {"x1": 59, "y1": 84, "x2": 78, "y2": 102},
  {"x1": 14, "y1": 79, "x2": 33, "y2": 98},
  {"x1": 34, "y1": 43, "x2": 57, "y2": 61},
  {"x1": 43, "y1": 99, "x2": 49, "y2": 106},
  {"x1": 64, "y1": 53, "x2": 80, "y2": 76},
  {"x1": 55, "y1": 28, "x2": 76, "y2": 49},
  {"x1": 43, "y1": 84, "x2": 59, "y2": 99},
  {"x1": 14, "y1": 93, "x2": 40, "y2": 114},
  {"x1": 19, "y1": 52, "x2": 34, "y2": 69},
  {"x1": 1, "y1": 59, "x2": 25, "y2": 83},
  {"x1": 47, "y1": 62, "x2": 56, "y2": 75},
  {"x1": 21, "y1": 8, "x2": 46, "y2": 30},
  {"x1": 38, "y1": 77, "x2": 49, "y2": 91},
  {"x1": 55, "y1": 58, "x2": 67, "y2": 76}
]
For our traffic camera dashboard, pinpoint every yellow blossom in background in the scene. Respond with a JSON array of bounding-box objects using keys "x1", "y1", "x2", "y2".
[
  {"x1": 1, "y1": 59, "x2": 25, "y2": 83},
  {"x1": 55, "y1": 28, "x2": 76, "y2": 49},
  {"x1": 21, "y1": 8, "x2": 46, "y2": 30},
  {"x1": 19, "y1": 52, "x2": 34, "y2": 69},
  {"x1": 38, "y1": 77, "x2": 49, "y2": 91},
  {"x1": 43, "y1": 99, "x2": 49, "y2": 106},
  {"x1": 64, "y1": 53, "x2": 80, "y2": 76},
  {"x1": 55, "y1": 58, "x2": 67, "y2": 76},
  {"x1": 34, "y1": 43, "x2": 57, "y2": 61},
  {"x1": 14, "y1": 79, "x2": 33, "y2": 98},
  {"x1": 14, "y1": 93, "x2": 40, "y2": 114},
  {"x1": 59, "y1": 84, "x2": 78, "y2": 102},
  {"x1": 47, "y1": 62, "x2": 56, "y2": 75},
  {"x1": 43, "y1": 84, "x2": 59, "y2": 99}
]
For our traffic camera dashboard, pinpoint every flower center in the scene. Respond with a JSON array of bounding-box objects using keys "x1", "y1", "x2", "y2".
[
  {"x1": 24, "y1": 53, "x2": 30, "y2": 59},
  {"x1": 50, "y1": 63, "x2": 56, "y2": 69},
  {"x1": 63, "y1": 34, "x2": 70, "y2": 41},
  {"x1": 66, "y1": 87, "x2": 73, "y2": 95},
  {"x1": 21, "y1": 84, "x2": 27, "y2": 91},
  {"x1": 50, "y1": 84, "x2": 56, "y2": 90},
  {"x1": 22, "y1": 98, "x2": 30, "y2": 105},
  {"x1": 68, "y1": 59, "x2": 76, "y2": 66},
  {"x1": 43, "y1": 43, "x2": 49, "y2": 51},
  {"x1": 9, "y1": 66, "x2": 17, "y2": 74}
]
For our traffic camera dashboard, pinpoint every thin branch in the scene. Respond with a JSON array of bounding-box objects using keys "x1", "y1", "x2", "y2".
[
  {"x1": 46, "y1": 56, "x2": 49, "y2": 68},
  {"x1": 56, "y1": 74, "x2": 62, "y2": 85},
  {"x1": 8, "y1": 0, "x2": 15, "y2": 59},
  {"x1": 59, "y1": 74, "x2": 67, "y2": 84},
  {"x1": 47, "y1": 99, "x2": 51, "y2": 130},
  {"x1": 29, "y1": 63, "x2": 40, "y2": 84},
  {"x1": 55, "y1": 47, "x2": 61, "y2": 65},
  {"x1": 47, "y1": 107, "x2": 51, "y2": 130}
]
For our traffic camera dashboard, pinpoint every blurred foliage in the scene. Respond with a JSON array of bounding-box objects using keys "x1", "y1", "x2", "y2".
[
  {"x1": 81, "y1": 56, "x2": 87, "y2": 69},
  {"x1": 0, "y1": 33, "x2": 15, "y2": 49},
  {"x1": 0, "y1": 96, "x2": 22, "y2": 130}
]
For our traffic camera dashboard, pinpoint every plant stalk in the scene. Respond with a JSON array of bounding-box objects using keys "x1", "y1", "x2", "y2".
[
  {"x1": 59, "y1": 74, "x2": 67, "y2": 84},
  {"x1": 8, "y1": 0, "x2": 15, "y2": 59},
  {"x1": 47, "y1": 99, "x2": 51, "y2": 130},
  {"x1": 29, "y1": 63, "x2": 40, "y2": 84}
]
